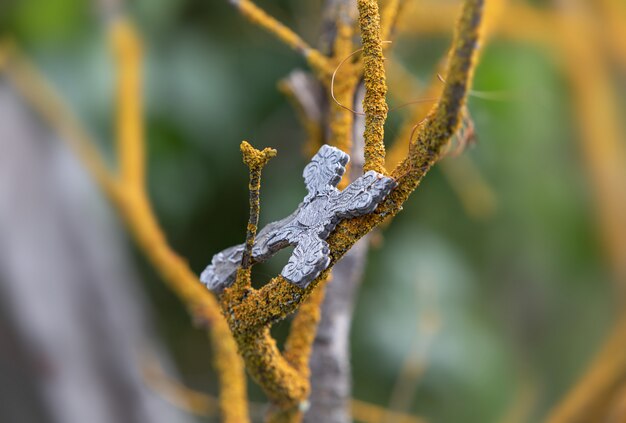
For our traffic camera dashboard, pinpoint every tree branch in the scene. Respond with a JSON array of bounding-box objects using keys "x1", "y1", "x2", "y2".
[{"x1": 358, "y1": 0, "x2": 389, "y2": 174}]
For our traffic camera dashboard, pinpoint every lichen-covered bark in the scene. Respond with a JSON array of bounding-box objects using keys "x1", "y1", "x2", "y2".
[
  {"x1": 358, "y1": 0, "x2": 389, "y2": 174},
  {"x1": 240, "y1": 141, "x2": 277, "y2": 270}
]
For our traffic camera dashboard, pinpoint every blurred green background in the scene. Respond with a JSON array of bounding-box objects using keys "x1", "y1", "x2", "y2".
[{"x1": 1, "y1": 0, "x2": 625, "y2": 422}]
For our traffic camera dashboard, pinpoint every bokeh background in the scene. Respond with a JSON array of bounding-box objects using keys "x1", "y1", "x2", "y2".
[{"x1": 1, "y1": 1, "x2": 626, "y2": 422}]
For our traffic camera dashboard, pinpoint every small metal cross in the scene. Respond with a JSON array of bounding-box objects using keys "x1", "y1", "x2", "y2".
[{"x1": 201, "y1": 144, "x2": 396, "y2": 292}]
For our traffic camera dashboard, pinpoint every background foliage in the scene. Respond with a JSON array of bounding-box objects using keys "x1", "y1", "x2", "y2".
[{"x1": 2, "y1": 0, "x2": 625, "y2": 422}]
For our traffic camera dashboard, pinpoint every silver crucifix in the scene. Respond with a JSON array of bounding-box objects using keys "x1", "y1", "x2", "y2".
[{"x1": 201, "y1": 144, "x2": 396, "y2": 292}]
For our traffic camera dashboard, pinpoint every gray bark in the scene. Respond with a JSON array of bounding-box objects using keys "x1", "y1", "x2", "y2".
[{"x1": 0, "y1": 80, "x2": 192, "y2": 423}]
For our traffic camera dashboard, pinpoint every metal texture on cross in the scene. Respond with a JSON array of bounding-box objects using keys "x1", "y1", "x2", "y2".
[{"x1": 201, "y1": 144, "x2": 396, "y2": 291}]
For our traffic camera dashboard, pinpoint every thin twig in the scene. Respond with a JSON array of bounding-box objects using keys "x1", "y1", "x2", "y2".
[
  {"x1": 239, "y1": 141, "x2": 276, "y2": 270},
  {"x1": 358, "y1": 0, "x2": 389, "y2": 174}
]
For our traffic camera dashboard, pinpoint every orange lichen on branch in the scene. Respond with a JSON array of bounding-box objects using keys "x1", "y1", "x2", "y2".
[
  {"x1": 220, "y1": 276, "x2": 311, "y2": 418},
  {"x1": 0, "y1": 33, "x2": 250, "y2": 423},
  {"x1": 230, "y1": 0, "x2": 329, "y2": 74},
  {"x1": 221, "y1": 270, "x2": 310, "y2": 423},
  {"x1": 384, "y1": 62, "x2": 495, "y2": 221},
  {"x1": 358, "y1": 0, "x2": 389, "y2": 174},
  {"x1": 110, "y1": 18, "x2": 144, "y2": 191},
  {"x1": 240, "y1": 141, "x2": 276, "y2": 270},
  {"x1": 234, "y1": 326, "x2": 309, "y2": 409},
  {"x1": 229, "y1": 0, "x2": 484, "y2": 334}
]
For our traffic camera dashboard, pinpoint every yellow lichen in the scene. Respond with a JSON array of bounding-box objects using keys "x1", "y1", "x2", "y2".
[
  {"x1": 240, "y1": 141, "x2": 276, "y2": 271},
  {"x1": 236, "y1": 327, "x2": 309, "y2": 407},
  {"x1": 241, "y1": 139, "x2": 277, "y2": 170},
  {"x1": 358, "y1": 0, "x2": 389, "y2": 175}
]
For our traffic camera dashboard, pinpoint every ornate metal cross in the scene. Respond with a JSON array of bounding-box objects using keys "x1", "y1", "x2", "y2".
[{"x1": 201, "y1": 144, "x2": 396, "y2": 292}]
